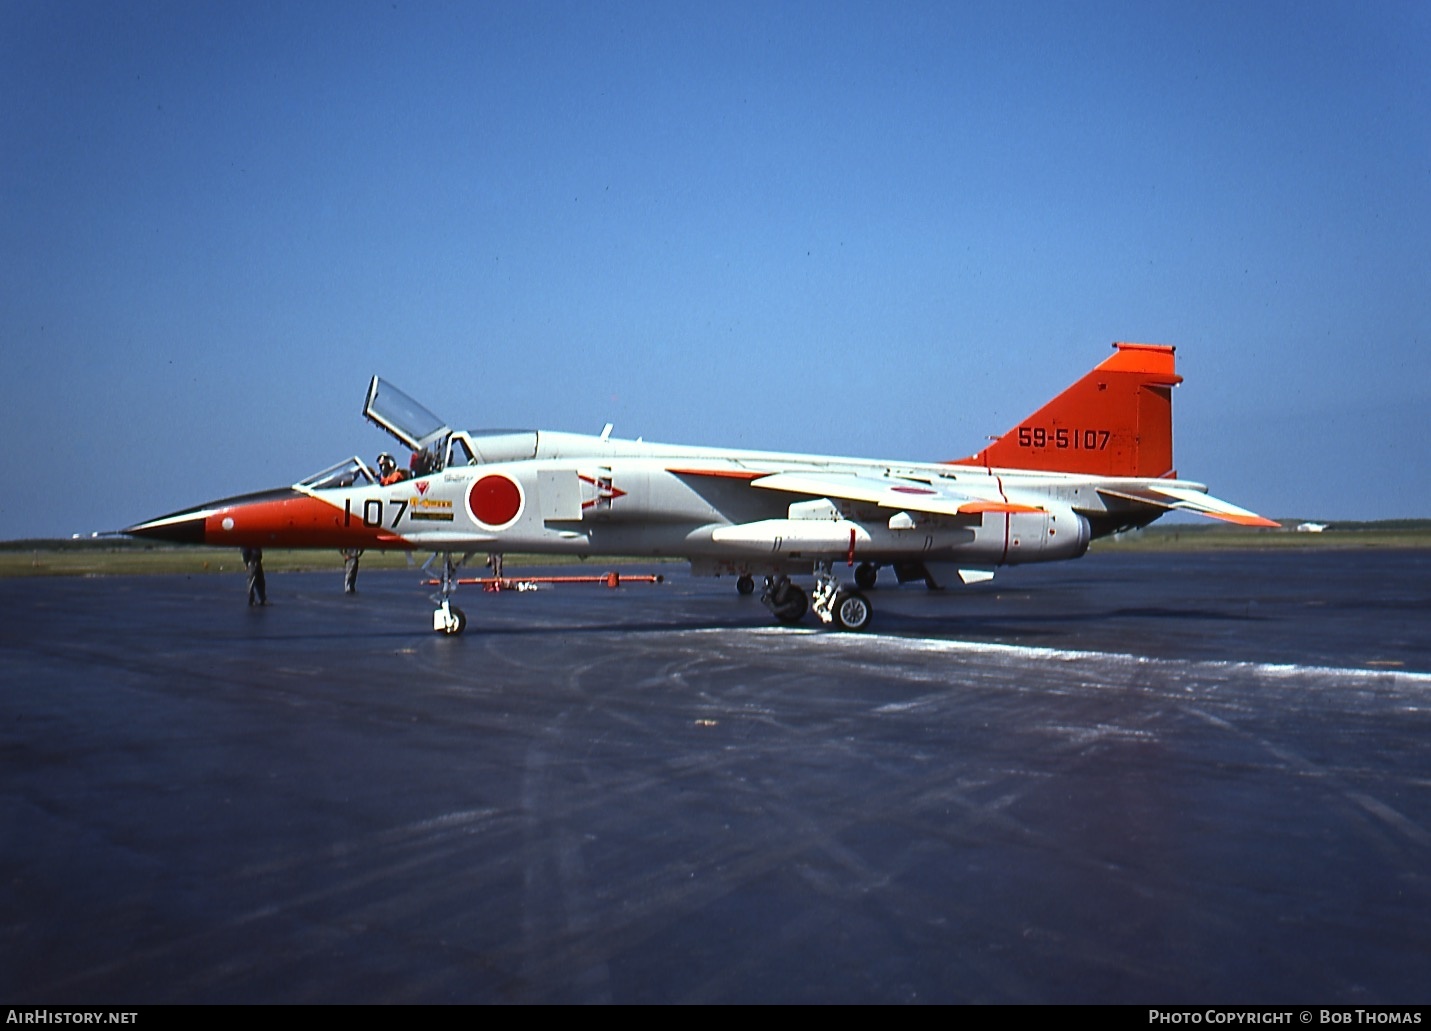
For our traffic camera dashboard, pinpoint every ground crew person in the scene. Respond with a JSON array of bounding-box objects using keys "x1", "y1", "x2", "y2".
[
  {"x1": 341, "y1": 548, "x2": 363, "y2": 594},
  {"x1": 241, "y1": 546, "x2": 267, "y2": 606}
]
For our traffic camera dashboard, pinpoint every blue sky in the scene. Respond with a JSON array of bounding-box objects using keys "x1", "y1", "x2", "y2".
[{"x1": 2, "y1": 0, "x2": 1427, "y2": 539}]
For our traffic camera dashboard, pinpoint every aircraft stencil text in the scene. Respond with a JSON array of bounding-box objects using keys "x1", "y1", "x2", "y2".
[{"x1": 1017, "y1": 426, "x2": 1111, "y2": 450}]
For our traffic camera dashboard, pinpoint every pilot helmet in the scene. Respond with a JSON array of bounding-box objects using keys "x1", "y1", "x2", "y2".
[{"x1": 377, "y1": 452, "x2": 396, "y2": 475}]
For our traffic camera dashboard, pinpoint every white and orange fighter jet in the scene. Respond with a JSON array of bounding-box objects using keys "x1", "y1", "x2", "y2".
[{"x1": 126, "y1": 342, "x2": 1277, "y2": 634}]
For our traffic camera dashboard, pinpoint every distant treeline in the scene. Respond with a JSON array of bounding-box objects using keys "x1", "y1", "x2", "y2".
[{"x1": 0, "y1": 537, "x2": 156, "y2": 552}]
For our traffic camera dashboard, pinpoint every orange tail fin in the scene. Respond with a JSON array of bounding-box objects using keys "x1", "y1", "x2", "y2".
[{"x1": 950, "y1": 342, "x2": 1183, "y2": 478}]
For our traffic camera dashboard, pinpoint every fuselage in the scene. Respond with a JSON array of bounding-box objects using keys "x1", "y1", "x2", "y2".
[
  {"x1": 126, "y1": 427, "x2": 1196, "y2": 577},
  {"x1": 123, "y1": 348, "x2": 1276, "y2": 635}
]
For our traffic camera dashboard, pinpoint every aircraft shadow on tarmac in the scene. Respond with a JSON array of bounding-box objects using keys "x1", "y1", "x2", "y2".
[
  {"x1": 870, "y1": 591, "x2": 1266, "y2": 640},
  {"x1": 236, "y1": 580, "x2": 1270, "y2": 645}
]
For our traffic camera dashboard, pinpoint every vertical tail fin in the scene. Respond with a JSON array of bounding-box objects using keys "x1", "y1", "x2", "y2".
[{"x1": 950, "y1": 342, "x2": 1182, "y2": 478}]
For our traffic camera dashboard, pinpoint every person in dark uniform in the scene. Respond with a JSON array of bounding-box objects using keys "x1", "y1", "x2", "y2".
[
  {"x1": 341, "y1": 548, "x2": 363, "y2": 594},
  {"x1": 241, "y1": 546, "x2": 267, "y2": 606}
]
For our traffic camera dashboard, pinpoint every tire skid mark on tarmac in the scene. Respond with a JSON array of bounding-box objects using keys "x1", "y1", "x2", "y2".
[
  {"x1": 25, "y1": 806, "x2": 508, "y2": 1000},
  {"x1": 730, "y1": 628, "x2": 1431, "y2": 855},
  {"x1": 19, "y1": 619, "x2": 1426, "y2": 1000},
  {"x1": 1181, "y1": 705, "x2": 1431, "y2": 853},
  {"x1": 440, "y1": 630, "x2": 1202, "y2": 999}
]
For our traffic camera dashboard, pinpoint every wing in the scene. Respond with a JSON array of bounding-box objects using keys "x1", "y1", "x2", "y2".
[{"x1": 670, "y1": 465, "x2": 1277, "y2": 528}]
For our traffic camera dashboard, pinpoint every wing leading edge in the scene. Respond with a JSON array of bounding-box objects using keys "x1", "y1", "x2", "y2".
[{"x1": 749, "y1": 471, "x2": 1043, "y2": 518}]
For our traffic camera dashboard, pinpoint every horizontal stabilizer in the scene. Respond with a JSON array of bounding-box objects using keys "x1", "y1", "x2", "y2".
[{"x1": 1098, "y1": 485, "x2": 1279, "y2": 528}]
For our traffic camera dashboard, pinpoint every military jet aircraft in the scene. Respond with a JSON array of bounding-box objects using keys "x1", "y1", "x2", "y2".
[{"x1": 125, "y1": 342, "x2": 1277, "y2": 634}]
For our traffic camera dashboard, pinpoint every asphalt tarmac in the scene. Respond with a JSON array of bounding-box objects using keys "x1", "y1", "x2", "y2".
[{"x1": 2, "y1": 549, "x2": 1428, "y2": 1003}]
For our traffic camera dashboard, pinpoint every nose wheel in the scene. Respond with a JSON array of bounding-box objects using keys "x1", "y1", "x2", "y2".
[{"x1": 433, "y1": 600, "x2": 467, "y2": 635}]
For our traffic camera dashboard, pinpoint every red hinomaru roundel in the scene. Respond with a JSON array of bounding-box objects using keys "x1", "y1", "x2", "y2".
[{"x1": 467, "y1": 474, "x2": 524, "y2": 529}]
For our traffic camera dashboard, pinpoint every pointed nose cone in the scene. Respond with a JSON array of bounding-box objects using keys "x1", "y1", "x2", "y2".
[
  {"x1": 123, "y1": 488, "x2": 302, "y2": 547},
  {"x1": 124, "y1": 508, "x2": 212, "y2": 544},
  {"x1": 125, "y1": 487, "x2": 398, "y2": 549}
]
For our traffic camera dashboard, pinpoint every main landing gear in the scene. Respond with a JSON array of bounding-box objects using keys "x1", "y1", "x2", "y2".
[
  {"x1": 761, "y1": 575, "x2": 808, "y2": 624},
  {"x1": 761, "y1": 562, "x2": 873, "y2": 632}
]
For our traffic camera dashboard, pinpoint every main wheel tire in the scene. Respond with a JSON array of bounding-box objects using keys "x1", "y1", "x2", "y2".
[
  {"x1": 736, "y1": 574, "x2": 755, "y2": 596},
  {"x1": 833, "y1": 590, "x2": 872, "y2": 632},
  {"x1": 772, "y1": 583, "x2": 808, "y2": 624},
  {"x1": 854, "y1": 562, "x2": 877, "y2": 590}
]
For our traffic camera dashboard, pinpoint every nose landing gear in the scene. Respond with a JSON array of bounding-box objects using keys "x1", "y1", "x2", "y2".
[{"x1": 428, "y1": 551, "x2": 472, "y2": 635}]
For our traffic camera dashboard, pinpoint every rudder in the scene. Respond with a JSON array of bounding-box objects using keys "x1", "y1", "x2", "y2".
[{"x1": 950, "y1": 342, "x2": 1182, "y2": 478}]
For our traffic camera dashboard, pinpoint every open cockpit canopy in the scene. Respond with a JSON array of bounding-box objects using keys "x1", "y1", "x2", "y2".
[
  {"x1": 363, "y1": 377, "x2": 452, "y2": 454},
  {"x1": 362, "y1": 377, "x2": 540, "y2": 472}
]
